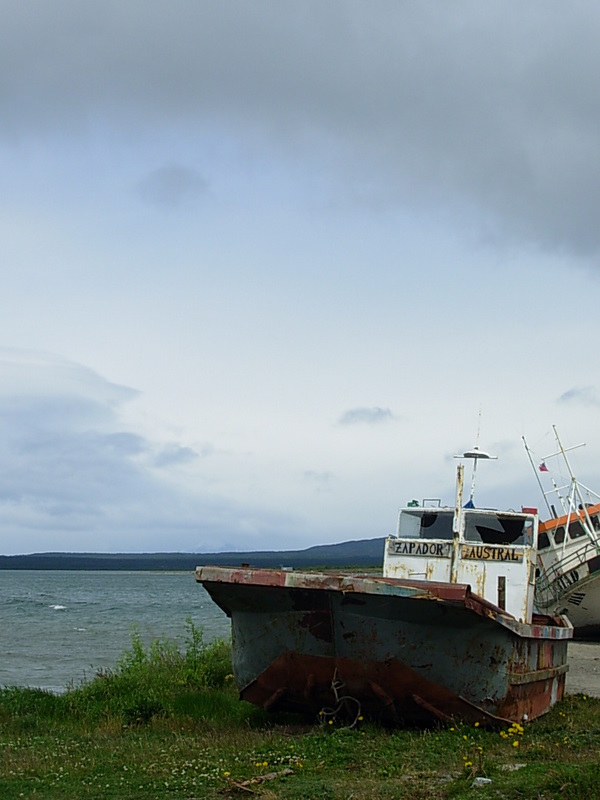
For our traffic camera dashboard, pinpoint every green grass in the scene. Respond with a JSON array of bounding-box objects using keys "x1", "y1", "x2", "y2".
[{"x1": 0, "y1": 623, "x2": 598, "y2": 798}]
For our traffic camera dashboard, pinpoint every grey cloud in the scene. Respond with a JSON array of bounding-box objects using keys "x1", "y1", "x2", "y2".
[
  {"x1": 0, "y1": 349, "x2": 310, "y2": 553},
  {"x1": 103, "y1": 432, "x2": 147, "y2": 457},
  {"x1": 0, "y1": 348, "x2": 138, "y2": 408},
  {"x1": 0, "y1": 351, "x2": 181, "y2": 530},
  {"x1": 3, "y1": 3, "x2": 600, "y2": 252},
  {"x1": 0, "y1": 405, "x2": 150, "y2": 514},
  {"x1": 303, "y1": 470, "x2": 333, "y2": 485},
  {"x1": 558, "y1": 386, "x2": 600, "y2": 407},
  {"x1": 338, "y1": 407, "x2": 394, "y2": 426},
  {"x1": 153, "y1": 443, "x2": 200, "y2": 468},
  {"x1": 136, "y1": 164, "x2": 208, "y2": 208}
]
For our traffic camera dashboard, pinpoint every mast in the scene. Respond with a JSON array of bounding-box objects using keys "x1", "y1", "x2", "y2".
[
  {"x1": 549, "y1": 425, "x2": 598, "y2": 540},
  {"x1": 525, "y1": 426, "x2": 600, "y2": 549},
  {"x1": 523, "y1": 435, "x2": 553, "y2": 517},
  {"x1": 454, "y1": 446, "x2": 497, "y2": 506},
  {"x1": 450, "y1": 463, "x2": 464, "y2": 584}
]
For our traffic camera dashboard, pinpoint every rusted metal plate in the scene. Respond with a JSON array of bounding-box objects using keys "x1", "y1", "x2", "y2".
[
  {"x1": 196, "y1": 565, "x2": 571, "y2": 726},
  {"x1": 196, "y1": 566, "x2": 571, "y2": 639}
]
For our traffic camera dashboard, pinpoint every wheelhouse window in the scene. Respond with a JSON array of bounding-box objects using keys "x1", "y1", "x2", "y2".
[
  {"x1": 568, "y1": 520, "x2": 586, "y2": 540},
  {"x1": 397, "y1": 510, "x2": 454, "y2": 540},
  {"x1": 537, "y1": 530, "x2": 551, "y2": 549},
  {"x1": 553, "y1": 526, "x2": 565, "y2": 544},
  {"x1": 463, "y1": 512, "x2": 532, "y2": 545}
]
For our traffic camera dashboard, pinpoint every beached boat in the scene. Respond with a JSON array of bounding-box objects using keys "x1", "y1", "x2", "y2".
[
  {"x1": 196, "y1": 460, "x2": 571, "y2": 726},
  {"x1": 525, "y1": 427, "x2": 600, "y2": 637}
]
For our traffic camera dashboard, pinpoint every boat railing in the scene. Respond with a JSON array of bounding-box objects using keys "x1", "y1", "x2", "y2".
[{"x1": 536, "y1": 543, "x2": 599, "y2": 605}]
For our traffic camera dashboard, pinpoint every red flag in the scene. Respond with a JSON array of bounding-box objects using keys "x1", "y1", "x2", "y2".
[{"x1": 539, "y1": 462, "x2": 549, "y2": 472}]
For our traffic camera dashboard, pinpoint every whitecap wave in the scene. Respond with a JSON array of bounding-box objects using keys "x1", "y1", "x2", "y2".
[{"x1": 49, "y1": 604, "x2": 67, "y2": 611}]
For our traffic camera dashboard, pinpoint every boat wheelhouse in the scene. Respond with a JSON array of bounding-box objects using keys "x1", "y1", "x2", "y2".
[{"x1": 384, "y1": 500, "x2": 536, "y2": 623}]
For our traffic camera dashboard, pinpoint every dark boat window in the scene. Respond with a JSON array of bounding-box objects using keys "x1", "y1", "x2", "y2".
[
  {"x1": 592, "y1": 515, "x2": 600, "y2": 532},
  {"x1": 553, "y1": 526, "x2": 565, "y2": 544},
  {"x1": 464, "y1": 513, "x2": 528, "y2": 545},
  {"x1": 419, "y1": 512, "x2": 453, "y2": 540},
  {"x1": 537, "y1": 530, "x2": 551, "y2": 550},
  {"x1": 569, "y1": 520, "x2": 586, "y2": 540},
  {"x1": 398, "y1": 510, "x2": 454, "y2": 540}
]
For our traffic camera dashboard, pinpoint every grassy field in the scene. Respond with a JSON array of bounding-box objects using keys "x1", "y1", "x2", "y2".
[{"x1": 0, "y1": 623, "x2": 598, "y2": 799}]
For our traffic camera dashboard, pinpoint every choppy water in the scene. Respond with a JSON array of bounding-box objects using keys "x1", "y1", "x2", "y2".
[{"x1": 0, "y1": 571, "x2": 230, "y2": 692}]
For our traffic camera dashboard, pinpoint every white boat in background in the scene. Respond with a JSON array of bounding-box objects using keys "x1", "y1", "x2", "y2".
[{"x1": 524, "y1": 426, "x2": 600, "y2": 637}]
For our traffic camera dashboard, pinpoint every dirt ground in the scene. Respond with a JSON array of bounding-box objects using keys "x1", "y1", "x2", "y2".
[{"x1": 565, "y1": 642, "x2": 600, "y2": 696}]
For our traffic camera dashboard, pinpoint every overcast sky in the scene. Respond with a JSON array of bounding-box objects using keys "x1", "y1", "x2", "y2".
[{"x1": 2, "y1": 1, "x2": 600, "y2": 555}]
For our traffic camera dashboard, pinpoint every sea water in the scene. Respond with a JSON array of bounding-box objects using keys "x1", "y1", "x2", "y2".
[{"x1": 0, "y1": 571, "x2": 230, "y2": 692}]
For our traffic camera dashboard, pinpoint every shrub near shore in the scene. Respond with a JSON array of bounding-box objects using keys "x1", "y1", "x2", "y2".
[{"x1": 0, "y1": 622, "x2": 598, "y2": 799}]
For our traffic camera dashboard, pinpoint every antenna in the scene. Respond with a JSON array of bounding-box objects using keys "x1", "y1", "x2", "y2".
[
  {"x1": 454, "y1": 446, "x2": 497, "y2": 506},
  {"x1": 522, "y1": 435, "x2": 553, "y2": 517},
  {"x1": 454, "y1": 410, "x2": 497, "y2": 506}
]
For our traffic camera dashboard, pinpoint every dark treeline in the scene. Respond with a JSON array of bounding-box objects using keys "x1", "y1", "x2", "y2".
[{"x1": 0, "y1": 538, "x2": 385, "y2": 571}]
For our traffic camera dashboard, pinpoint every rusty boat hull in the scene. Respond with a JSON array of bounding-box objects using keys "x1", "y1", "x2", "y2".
[{"x1": 196, "y1": 566, "x2": 571, "y2": 726}]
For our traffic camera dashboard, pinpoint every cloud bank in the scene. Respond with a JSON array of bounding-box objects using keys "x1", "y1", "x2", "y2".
[
  {"x1": 3, "y1": 2, "x2": 600, "y2": 254},
  {"x1": 0, "y1": 350, "x2": 301, "y2": 554},
  {"x1": 338, "y1": 407, "x2": 395, "y2": 426}
]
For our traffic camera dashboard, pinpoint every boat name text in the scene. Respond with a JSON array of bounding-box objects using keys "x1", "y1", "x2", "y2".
[
  {"x1": 389, "y1": 541, "x2": 452, "y2": 557},
  {"x1": 551, "y1": 569, "x2": 581, "y2": 595},
  {"x1": 389, "y1": 541, "x2": 523, "y2": 562},
  {"x1": 461, "y1": 545, "x2": 523, "y2": 562}
]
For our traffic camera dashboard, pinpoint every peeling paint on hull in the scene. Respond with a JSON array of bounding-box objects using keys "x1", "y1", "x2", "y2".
[{"x1": 196, "y1": 566, "x2": 571, "y2": 726}]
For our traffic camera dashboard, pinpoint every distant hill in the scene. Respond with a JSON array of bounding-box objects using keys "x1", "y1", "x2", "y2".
[{"x1": 0, "y1": 538, "x2": 386, "y2": 571}]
